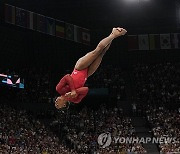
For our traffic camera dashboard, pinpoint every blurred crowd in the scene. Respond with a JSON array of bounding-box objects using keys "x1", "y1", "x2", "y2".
[
  {"x1": 88, "y1": 65, "x2": 126, "y2": 101},
  {"x1": 1, "y1": 62, "x2": 180, "y2": 153},
  {"x1": 0, "y1": 103, "x2": 147, "y2": 154},
  {"x1": 19, "y1": 68, "x2": 52, "y2": 104},
  {"x1": 0, "y1": 67, "x2": 52, "y2": 104},
  {"x1": 51, "y1": 104, "x2": 147, "y2": 154},
  {"x1": 134, "y1": 62, "x2": 180, "y2": 107},
  {"x1": 0, "y1": 104, "x2": 78, "y2": 154},
  {"x1": 134, "y1": 62, "x2": 180, "y2": 153},
  {"x1": 146, "y1": 107, "x2": 180, "y2": 153}
]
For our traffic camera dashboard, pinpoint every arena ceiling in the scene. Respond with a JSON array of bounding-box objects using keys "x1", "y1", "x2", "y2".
[{"x1": 2, "y1": 0, "x2": 177, "y2": 31}]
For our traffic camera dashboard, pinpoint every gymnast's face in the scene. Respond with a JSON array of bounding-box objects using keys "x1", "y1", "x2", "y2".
[{"x1": 55, "y1": 96, "x2": 67, "y2": 109}]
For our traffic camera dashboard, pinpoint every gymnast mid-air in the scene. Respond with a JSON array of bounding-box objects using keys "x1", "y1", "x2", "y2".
[{"x1": 55, "y1": 27, "x2": 127, "y2": 109}]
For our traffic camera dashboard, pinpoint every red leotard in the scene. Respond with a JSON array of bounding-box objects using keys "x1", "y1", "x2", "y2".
[
  {"x1": 56, "y1": 68, "x2": 88, "y2": 103},
  {"x1": 70, "y1": 68, "x2": 88, "y2": 89}
]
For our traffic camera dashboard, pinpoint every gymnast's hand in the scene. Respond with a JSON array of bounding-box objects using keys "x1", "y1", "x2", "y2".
[
  {"x1": 65, "y1": 90, "x2": 77, "y2": 99},
  {"x1": 71, "y1": 90, "x2": 77, "y2": 98},
  {"x1": 111, "y1": 27, "x2": 127, "y2": 38}
]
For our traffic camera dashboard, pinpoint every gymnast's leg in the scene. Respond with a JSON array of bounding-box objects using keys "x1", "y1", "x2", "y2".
[
  {"x1": 87, "y1": 42, "x2": 111, "y2": 77},
  {"x1": 74, "y1": 27, "x2": 127, "y2": 71},
  {"x1": 87, "y1": 28, "x2": 127, "y2": 77}
]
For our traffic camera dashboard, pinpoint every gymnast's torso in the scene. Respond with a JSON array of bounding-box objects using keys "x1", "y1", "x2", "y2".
[{"x1": 70, "y1": 68, "x2": 88, "y2": 89}]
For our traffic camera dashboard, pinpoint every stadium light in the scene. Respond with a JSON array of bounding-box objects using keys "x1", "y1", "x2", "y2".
[{"x1": 123, "y1": 0, "x2": 150, "y2": 2}]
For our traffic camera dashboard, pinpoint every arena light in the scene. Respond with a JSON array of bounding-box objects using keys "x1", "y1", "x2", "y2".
[
  {"x1": 123, "y1": 0, "x2": 150, "y2": 2},
  {"x1": 124, "y1": 0, "x2": 138, "y2": 3}
]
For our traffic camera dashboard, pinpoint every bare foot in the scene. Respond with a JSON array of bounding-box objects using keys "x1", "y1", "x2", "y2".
[{"x1": 111, "y1": 27, "x2": 127, "y2": 38}]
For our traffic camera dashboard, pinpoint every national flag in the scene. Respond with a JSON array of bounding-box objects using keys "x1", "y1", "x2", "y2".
[
  {"x1": 138, "y1": 34, "x2": 149, "y2": 50},
  {"x1": 5, "y1": 4, "x2": 15, "y2": 24},
  {"x1": 82, "y1": 28, "x2": 90, "y2": 45},
  {"x1": 36, "y1": 14, "x2": 46, "y2": 33},
  {"x1": 160, "y1": 34, "x2": 171, "y2": 49},
  {"x1": 176, "y1": 1, "x2": 180, "y2": 29},
  {"x1": 28, "y1": 11, "x2": 34, "y2": 30},
  {"x1": 171, "y1": 33, "x2": 180, "y2": 49},
  {"x1": 74, "y1": 25, "x2": 82, "y2": 43},
  {"x1": 65, "y1": 23, "x2": 74, "y2": 41},
  {"x1": 46, "y1": 17, "x2": 55, "y2": 36},
  {"x1": 149, "y1": 34, "x2": 160, "y2": 50},
  {"x1": 127, "y1": 35, "x2": 138, "y2": 51},
  {"x1": 16, "y1": 7, "x2": 29, "y2": 28},
  {"x1": 56, "y1": 20, "x2": 65, "y2": 38},
  {"x1": 33, "y1": 13, "x2": 37, "y2": 30}
]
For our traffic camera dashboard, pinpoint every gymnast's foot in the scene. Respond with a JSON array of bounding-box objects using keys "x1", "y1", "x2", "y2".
[{"x1": 111, "y1": 27, "x2": 127, "y2": 38}]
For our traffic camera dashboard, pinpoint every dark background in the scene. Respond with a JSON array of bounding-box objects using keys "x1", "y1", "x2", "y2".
[
  {"x1": 0, "y1": 2, "x2": 179, "y2": 153},
  {"x1": 1, "y1": 0, "x2": 178, "y2": 32},
  {"x1": 0, "y1": 0, "x2": 179, "y2": 70}
]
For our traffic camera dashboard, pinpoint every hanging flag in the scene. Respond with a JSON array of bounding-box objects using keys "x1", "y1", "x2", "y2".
[
  {"x1": 81, "y1": 28, "x2": 90, "y2": 45},
  {"x1": 160, "y1": 34, "x2": 171, "y2": 49},
  {"x1": 74, "y1": 25, "x2": 82, "y2": 43},
  {"x1": 5, "y1": 4, "x2": 15, "y2": 24},
  {"x1": 36, "y1": 14, "x2": 46, "y2": 33},
  {"x1": 65, "y1": 23, "x2": 74, "y2": 41},
  {"x1": 149, "y1": 34, "x2": 160, "y2": 50},
  {"x1": 171, "y1": 33, "x2": 180, "y2": 49},
  {"x1": 56, "y1": 20, "x2": 65, "y2": 38},
  {"x1": 33, "y1": 13, "x2": 37, "y2": 30},
  {"x1": 138, "y1": 34, "x2": 149, "y2": 50},
  {"x1": 46, "y1": 17, "x2": 55, "y2": 36},
  {"x1": 16, "y1": 7, "x2": 29, "y2": 28},
  {"x1": 127, "y1": 35, "x2": 138, "y2": 51},
  {"x1": 28, "y1": 11, "x2": 34, "y2": 30}
]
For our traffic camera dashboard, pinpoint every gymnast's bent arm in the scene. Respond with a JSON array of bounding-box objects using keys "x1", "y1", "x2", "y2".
[
  {"x1": 56, "y1": 74, "x2": 76, "y2": 95},
  {"x1": 69, "y1": 87, "x2": 89, "y2": 103}
]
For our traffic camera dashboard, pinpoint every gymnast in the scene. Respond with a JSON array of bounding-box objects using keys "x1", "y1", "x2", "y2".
[{"x1": 55, "y1": 27, "x2": 127, "y2": 109}]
